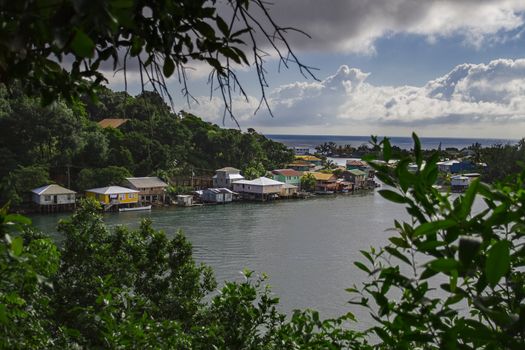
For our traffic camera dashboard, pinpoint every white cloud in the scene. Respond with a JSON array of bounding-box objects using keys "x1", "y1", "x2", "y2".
[
  {"x1": 189, "y1": 58, "x2": 525, "y2": 138},
  {"x1": 260, "y1": 0, "x2": 525, "y2": 54}
]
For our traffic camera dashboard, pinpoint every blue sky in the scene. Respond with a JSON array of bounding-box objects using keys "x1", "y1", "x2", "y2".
[{"x1": 108, "y1": 0, "x2": 525, "y2": 139}]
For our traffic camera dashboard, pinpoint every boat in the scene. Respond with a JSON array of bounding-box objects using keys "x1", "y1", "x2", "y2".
[
  {"x1": 119, "y1": 205, "x2": 152, "y2": 212},
  {"x1": 315, "y1": 190, "x2": 335, "y2": 195}
]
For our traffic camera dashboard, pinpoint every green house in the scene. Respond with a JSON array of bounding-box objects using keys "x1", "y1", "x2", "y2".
[{"x1": 271, "y1": 169, "x2": 303, "y2": 187}]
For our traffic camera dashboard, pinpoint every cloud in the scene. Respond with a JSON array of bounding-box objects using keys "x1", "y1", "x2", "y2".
[
  {"x1": 188, "y1": 58, "x2": 525, "y2": 137},
  {"x1": 258, "y1": 0, "x2": 525, "y2": 54}
]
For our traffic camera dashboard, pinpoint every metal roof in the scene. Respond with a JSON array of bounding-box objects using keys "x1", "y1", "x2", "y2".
[
  {"x1": 125, "y1": 177, "x2": 168, "y2": 189},
  {"x1": 346, "y1": 169, "x2": 367, "y2": 176},
  {"x1": 86, "y1": 186, "x2": 139, "y2": 195},
  {"x1": 272, "y1": 169, "x2": 303, "y2": 177},
  {"x1": 204, "y1": 187, "x2": 238, "y2": 194},
  {"x1": 216, "y1": 167, "x2": 240, "y2": 173},
  {"x1": 234, "y1": 177, "x2": 285, "y2": 186},
  {"x1": 31, "y1": 184, "x2": 76, "y2": 195},
  {"x1": 97, "y1": 118, "x2": 129, "y2": 128}
]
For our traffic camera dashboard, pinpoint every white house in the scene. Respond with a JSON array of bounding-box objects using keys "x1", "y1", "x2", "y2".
[
  {"x1": 451, "y1": 175, "x2": 470, "y2": 192},
  {"x1": 212, "y1": 167, "x2": 245, "y2": 188},
  {"x1": 201, "y1": 188, "x2": 237, "y2": 203},
  {"x1": 232, "y1": 177, "x2": 285, "y2": 201},
  {"x1": 437, "y1": 160, "x2": 460, "y2": 173},
  {"x1": 31, "y1": 184, "x2": 76, "y2": 212}
]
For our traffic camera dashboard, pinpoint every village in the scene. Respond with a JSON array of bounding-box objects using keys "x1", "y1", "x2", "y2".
[{"x1": 29, "y1": 148, "x2": 482, "y2": 213}]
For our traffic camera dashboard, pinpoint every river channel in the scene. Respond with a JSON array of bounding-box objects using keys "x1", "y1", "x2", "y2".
[{"x1": 31, "y1": 191, "x2": 408, "y2": 321}]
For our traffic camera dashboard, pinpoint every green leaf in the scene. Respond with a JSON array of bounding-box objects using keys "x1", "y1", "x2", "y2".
[
  {"x1": 427, "y1": 258, "x2": 459, "y2": 273},
  {"x1": 11, "y1": 236, "x2": 23, "y2": 256},
  {"x1": 216, "y1": 15, "x2": 230, "y2": 37},
  {"x1": 414, "y1": 219, "x2": 456, "y2": 237},
  {"x1": 378, "y1": 189, "x2": 406, "y2": 204},
  {"x1": 459, "y1": 178, "x2": 479, "y2": 219},
  {"x1": 458, "y1": 235, "x2": 482, "y2": 266},
  {"x1": 412, "y1": 132, "x2": 422, "y2": 167},
  {"x1": 485, "y1": 240, "x2": 510, "y2": 287},
  {"x1": 354, "y1": 261, "x2": 371, "y2": 274},
  {"x1": 385, "y1": 246, "x2": 411, "y2": 265},
  {"x1": 71, "y1": 28, "x2": 95, "y2": 58},
  {"x1": 163, "y1": 56, "x2": 175, "y2": 77},
  {"x1": 383, "y1": 137, "x2": 392, "y2": 162}
]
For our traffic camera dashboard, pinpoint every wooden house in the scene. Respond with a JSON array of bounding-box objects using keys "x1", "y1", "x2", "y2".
[
  {"x1": 232, "y1": 177, "x2": 285, "y2": 201},
  {"x1": 271, "y1": 169, "x2": 302, "y2": 187},
  {"x1": 123, "y1": 177, "x2": 168, "y2": 204},
  {"x1": 213, "y1": 167, "x2": 245, "y2": 189},
  {"x1": 309, "y1": 172, "x2": 337, "y2": 193},
  {"x1": 343, "y1": 169, "x2": 368, "y2": 190},
  {"x1": 295, "y1": 155, "x2": 322, "y2": 166},
  {"x1": 176, "y1": 195, "x2": 193, "y2": 207},
  {"x1": 280, "y1": 183, "x2": 298, "y2": 197},
  {"x1": 31, "y1": 184, "x2": 76, "y2": 212},
  {"x1": 287, "y1": 160, "x2": 315, "y2": 172},
  {"x1": 85, "y1": 186, "x2": 139, "y2": 211},
  {"x1": 201, "y1": 188, "x2": 236, "y2": 203}
]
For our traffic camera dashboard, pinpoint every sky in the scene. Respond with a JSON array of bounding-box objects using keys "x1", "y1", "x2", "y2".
[{"x1": 107, "y1": 0, "x2": 525, "y2": 139}]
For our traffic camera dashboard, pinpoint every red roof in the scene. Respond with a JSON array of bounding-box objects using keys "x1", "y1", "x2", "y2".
[
  {"x1": 346, "y1": 160, "x2": 367, "y2": 167},
  {"x1": 272, "y1": 169, "x2": 303, "y2": 177},
  {"x1": 97, "y1": 118, "x2": 129, "y2": 128}
]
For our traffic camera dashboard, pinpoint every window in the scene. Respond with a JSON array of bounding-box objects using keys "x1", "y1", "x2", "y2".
[
  {"x1": 119, "y1": 194, "x2": 125, "y2": 200},
  {"x1": 44, "y1": 195, "x2": 50, "y2": 201}
]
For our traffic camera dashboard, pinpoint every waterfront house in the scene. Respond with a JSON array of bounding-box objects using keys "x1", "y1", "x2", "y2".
[
  {"x1": 451, "y1": 175, "x2": 470, "y2": 192},
  {"x1": 343, "y1": 169, "x2": 368, "y2": 190},
  {"x1": 336, "y1": 179, "x2": 353, "y2": 192},
  {"x1": 309, "y1": 172, "x2": 337, "y2": 193},
  {"x1": 97, "y1": 118, "x2": 129, "y2": 129},
  {"x1": 280, "y1": 183, "x2": 299, "y2": 197},
  {"x1": 287, "y1": 160, "x2": 316, "y2": 172},
  {"x1": 176, "y1": 194, "x2": 193, "y2": 207},
  {"x1": 31, "y1": 184, "x2": 76, "y2": 212},
  {"x1": 85, "y1": 186, "x2": 139, "y2": 211},
  {"x1": 124, "y1": 177, "x2": 168, "y2": 204},
  {"x1": 201, "y1": 187, "x2": 237, "y2": 203},
  {"x1": 295, "y1": 155, "x2": 322, "y2": 166},
  {"x1": 232, "y1": 177, "x2": 285, "y2": 201},
  {"x1": 271, "y1": 169, "x2": 302, "y2": 187},
  {"x1": 213, "y1": 167, "x2": 245, "y2": 189}
]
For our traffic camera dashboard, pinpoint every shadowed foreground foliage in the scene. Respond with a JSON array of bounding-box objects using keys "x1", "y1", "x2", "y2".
[{"x1": 1, "y1": 134, "x2": 525, "y2": 349}]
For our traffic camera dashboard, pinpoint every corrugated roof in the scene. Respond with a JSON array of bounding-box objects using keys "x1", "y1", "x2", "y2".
[
  {"x1": 234, "y1": 177, "x2": 285, "y2": 186},
  {"x1": 97, "y1": 118, "x2": 129, "y2": 128},
  {"x1": 346, "y1": 160, "x2": 367, "y2": 167},
  {"x1": 31, "y1": 184, "x2": 76, "y2": 195},
  {"x1": 272, "y1": 169, "x2": 303, "y2": 177},
  {"x1": 347, "y1": 169, "x2": 367, "y2": 176},
  {"x1": 86, "y1": 186, "x2": 139, "y2": 195},
  {"x1": 295, "y1": 155, "x2": 321, "y2": 161},
  {"x1": 125, "y1": 177, "x2": 168, "y2": 189},
  {"x1": 204, "y1": 187, "x2": 237, "y2": 194},
  {"x1": 216, "y1": 167, "x2": 240, "y2": 173},
  {"x1": 309, "y1": 172, "x2": 336, "y2": 181}
]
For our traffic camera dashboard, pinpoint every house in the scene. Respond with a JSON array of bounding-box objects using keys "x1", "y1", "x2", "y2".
[
  {"x1": 280, "y1": 183, "x2": 299, "y2": 197},
  {"x1": 213, "y1": 167, "x2": 245, "y2": 189},
  {"x1": 85, "y1": 186, "x2": 139, "y2": 211},
  {"x1": 346, "y1": 159, "x2": 369, "y2": 171},
  {"x1": 309, "y1": 172, "x2": 337, "y2": 193},
  {"x1": 97, "y1": 118, "x2": 129, "y2": 129},
  {"x1": 287, "y1": 160, "x2": 316, "y2": 172},
  {"x1": 31, "y1": 184, "x2": 76, "y2": 212},
  {"x1": 201, "y1": 187, "x2": 237, "y2": 203},
  {"x1": 437, "y1": 160, "x2": 460, "y2": 173},
  {"x1": 336, "y1": 179, "x2": 353, "y2": 192},
  {"x1": 176, "y1": 194, "x2": 193, "y2": 207},
  {"x1": 271, "y1": 169, "x2": 302, "y2": 187},
  {"x1": 291, "y1": 146, "x2": 312, "y2": 155},
  {"x1": 343, "y1": 169, "x2": 368, "y2": 190},
  {"x1": 295, "y1": 155, "x2": 322, "y2": 166},
  {"x1": 232, "y1": 177, "x2": 285, "y2": 201},
  {"x1": 451, "y1": 175, "x2": 470, "y2": 192},
  {"x1": 124, "y1": 177, "x2": 168, "y2": 204}
]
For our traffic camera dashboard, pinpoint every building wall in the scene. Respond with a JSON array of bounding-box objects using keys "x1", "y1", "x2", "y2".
[
  {"x1": 233, "y1": 183, "x2": 282, "y2": 194},
  {"x1": 86, "y1": 191, "x2": 138, "y2": 204},
  {"x1": 33, "y1": 193, "x2": 75, "y2": 205}
]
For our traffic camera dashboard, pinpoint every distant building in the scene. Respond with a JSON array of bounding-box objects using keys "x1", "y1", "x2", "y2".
[
  {"x1": 97, "y1": 118, "x2": 129, "y2": 129},
  {"x1": 271, "y1": 169, "x2": 302, "y2": 187},
  {"x1": 291, "y1": 146, "x2": 312, "y2": 155},
  {"x1": 287, "y1": 160, "x2": 316, "y2": 172},
  {"x1": 85, "y1": 186, "x2": 139, "y2": 211},
  {"x1": 342, "y1": 169, "x2": 368, "y2": 190},
  {"x1": 280, "y1": 183, "x2": 299, "y2": 197},
  {"x1": 201, "y1": 188, "x2": 237, "y2": 203},
  {"x1": 232, "y1": 177, "x2": 285, "y2": 201},
  {"x1": 295, "y1": 155, "x2": 322, "y2": 166},
  {"x1": 124, "y1": 177, "x2": 168, "y2": 204},
  {"x1": 346, "y1": 159, "x2": 368, "y2": 171},
  {"x1": 309, "y1": 172, "x2": 337, "y2": 193},
  {"x1": 213, "y1": 167, "x2": 245, "y2": 189},
  {"x1": 176, "y1": 195, "x2": 193, "y2": 207},
  {"x1": 31, "y1": 184, "x2": 76, "y2": 212},
  {"x1": 450, "y1": 173, "x2": 480, "y2": 192}
]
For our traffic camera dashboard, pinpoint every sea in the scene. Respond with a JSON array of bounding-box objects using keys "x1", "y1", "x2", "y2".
[{"x1": 266, "y1": 134, "x2": 517, "y2": 151}]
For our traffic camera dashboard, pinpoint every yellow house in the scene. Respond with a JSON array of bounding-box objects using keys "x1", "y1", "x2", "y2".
[{"x1": 85, "y1": 186, "x2": 139, "y2": 207}]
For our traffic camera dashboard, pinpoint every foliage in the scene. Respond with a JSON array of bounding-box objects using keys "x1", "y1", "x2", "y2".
[
  {"x1": 479, "y1": 139, "x2": 525, "y2": 183},
  {"x1": 243, "y1": 161, "x2": 266, "y2": 180},
  {"x1": 0, "y1": 0, "x2": 314, "y2": 118},
  {"x1": 350, "y1": 134, "x2": 525, "y2": 349},
  {"x1": 300, "y1": 173, "x2": 316, "y2": 192},
  {"x1": 0, "y1": 166, "x2": 50, "y2": 206},
  {"x1": 75, "y1": 166, "x2": 132, "y2": 190}
]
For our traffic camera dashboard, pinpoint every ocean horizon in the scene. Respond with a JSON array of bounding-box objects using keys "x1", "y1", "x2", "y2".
[{"x1": 266, "y1": 134, "x2": 518, "y2": 151}]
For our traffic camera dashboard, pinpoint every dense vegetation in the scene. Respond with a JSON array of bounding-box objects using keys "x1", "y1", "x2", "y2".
[
  {"x1": 0, "y1": 86, "x2": 293, "y2": 207},
  {"x1": 2, "y1": 135, "x2": 525, "y2": 349}
]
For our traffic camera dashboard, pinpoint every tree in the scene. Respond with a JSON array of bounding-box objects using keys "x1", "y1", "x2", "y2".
[
  {"x1": 300, "y1": 173, "x2": 316, "y2": 192},
  {"x1": 243, "y1": 161, "x2": 266, "y2": 180},
  {"x1": 75, "y1": 166, "x2": 131, "y2": 190},
  {"x1": 0, "y1": 0, "x2": 315, "y2": 119},
  {"x1": 0, "y1": 166, "x2": 50, "y2": 206}
]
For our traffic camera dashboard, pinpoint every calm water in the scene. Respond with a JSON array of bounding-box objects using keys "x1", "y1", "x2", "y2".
[
  {"x1": 31, "y1": 192, "x2": 407, "y2": 321},
  {"x1": 267, "y1": 134, "x2": 517, "y2": 150}
]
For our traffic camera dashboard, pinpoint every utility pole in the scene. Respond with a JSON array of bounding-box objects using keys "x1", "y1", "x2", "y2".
[{"x1": 67, "y1": 165, "x2": 71, "y2": 189}]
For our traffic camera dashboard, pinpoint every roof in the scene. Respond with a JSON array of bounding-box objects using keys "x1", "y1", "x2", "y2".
[
  {"x1": 437, "y1": 160, "x2": 460, "y2": 166},
  {"x1": 346, "y1": 160, "x2": 367, "y2": 167},
  {"x1": 282, "y1": 183, "x2": 298, "y2": 189},
  {"x1": 86, "y1": 186, "x2": 139, "y2": 195},
  {"x1": 288, "y1": 160, "x2": 313, "y2": 166},
  {"x1": 295, "y1": 155, "x2": 321, "y2": 161},
  {"x1": 216, "y1": 167, "x2": 240, "y2": 173},
  {"x1": 228, "y1": 173, "x2": 245, "y2": 180},
  {"x1": 31, "y1": 184, "x2": 76, "y2": 195},
  {"x1": 309, "y1": 172, "x2": 336, "y2": 181},
  {"x1": 125, "y1": 177, "x2": 168, "y2": 188},
  {"x1": 204, "y1": 187, "x2": 237, "y2": 194},
  {"x1": 347, "y1": 169, "x2": 367, "y2": 176},
  {"x1": 234, "y1": 177, "x2": 285, "y2": 186},
  {"x1": 272, "y1": 169, "x2": 303, "y2": 177},
  {"x1": 97, "y1": 118, "x2": 129, "y2": 128}
]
